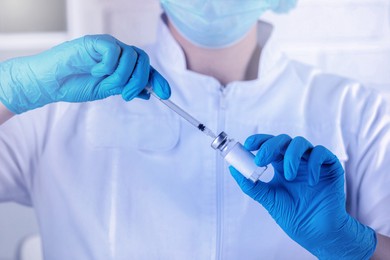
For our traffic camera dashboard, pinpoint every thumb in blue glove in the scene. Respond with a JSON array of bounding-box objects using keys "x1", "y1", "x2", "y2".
[
  {"x1": 0, "y1": 34, "x2": 170, "y2": 114},
  {"x1": 230, "y1": 134, "x2": 377, "y2": 259}
]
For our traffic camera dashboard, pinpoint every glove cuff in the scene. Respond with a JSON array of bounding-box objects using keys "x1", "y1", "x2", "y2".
[
  {"x1": 0, "y1": 58, "x2": 50, "y2": 114},
  {"x1": 315, "y1": 216, "x2": 377, "y2": 259},
  {"x1": 0, "y1": 60, "x2": 22, "y2": 114}
]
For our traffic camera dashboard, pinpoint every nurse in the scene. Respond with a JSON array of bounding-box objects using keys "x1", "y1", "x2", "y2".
[
  {"x1": 156, "y1": 0, "x2": 390, "y2": 257},
  {"x1": 0, "y1": 0, "x2": 389, "y2": 259}
]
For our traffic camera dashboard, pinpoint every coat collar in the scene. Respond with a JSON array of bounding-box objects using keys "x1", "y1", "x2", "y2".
[{"x1": 151, "y1": 14, "x2": 290, "y2": 96}]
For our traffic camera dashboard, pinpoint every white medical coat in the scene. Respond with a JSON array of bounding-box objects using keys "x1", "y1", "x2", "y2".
[{"x1": 1, "y1": 19, "x2": 390, "y2": 259}]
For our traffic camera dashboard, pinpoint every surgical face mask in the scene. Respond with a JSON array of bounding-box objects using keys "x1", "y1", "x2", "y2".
[{"x1": 161, "y1": 0, "x2": 297, "y2": 49}]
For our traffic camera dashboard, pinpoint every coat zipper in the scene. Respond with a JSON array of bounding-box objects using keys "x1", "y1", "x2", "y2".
[{"x1": 216, "y1": 85, "x2": 227, "y2": 260}]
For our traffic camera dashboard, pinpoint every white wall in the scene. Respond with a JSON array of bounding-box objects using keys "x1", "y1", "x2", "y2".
[
  {"x1": 263, "y1": 0, "x2": 390, "y2": 100},
  {"x1": 0, "y1": 0, "x2": 389, "y2": 259}
]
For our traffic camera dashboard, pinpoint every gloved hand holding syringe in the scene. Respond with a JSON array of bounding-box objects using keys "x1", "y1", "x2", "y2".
[{"x1": 146, "y1": 87, "x2": 267, "y2": 182}]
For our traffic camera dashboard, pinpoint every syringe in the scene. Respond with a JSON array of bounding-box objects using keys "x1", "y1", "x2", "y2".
[
  {"x1": 147, "y1": 88, "x2": 217, "y2": 139},
  {"x1": 148, "y1": 88, "x2": 268, "y2": 183}
]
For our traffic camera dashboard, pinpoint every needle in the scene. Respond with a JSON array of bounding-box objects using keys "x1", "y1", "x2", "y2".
[{"x1": 147, "y1": 88, "x2": 217, "y2": 139}]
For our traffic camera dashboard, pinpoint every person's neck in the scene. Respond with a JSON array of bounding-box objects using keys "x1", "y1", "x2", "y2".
[{"x1": 167, "y1": 20, "x2": 260, "y2": 86}]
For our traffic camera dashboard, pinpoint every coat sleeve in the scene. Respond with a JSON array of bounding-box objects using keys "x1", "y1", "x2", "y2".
[
  {"x1": 343, "y1": 85, "x2": 390, "y2": 237},
  {"x1": 0, "y1": 105, "x2": 58, "y2": 206}
]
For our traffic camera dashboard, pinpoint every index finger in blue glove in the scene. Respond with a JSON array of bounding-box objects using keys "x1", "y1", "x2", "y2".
[
  {"x1": 85, "y1": 35, "x2": 122, "y2": 77},
  {"x1": 97, "y1": 42, "x2": 138, "y2": 96},
  {"x1": 147, "y1": 67, "x2": 171, "y2": 100},
  {"x1": 122, "y1": 46, "x2": 150, "y2": 101},
  {"x1": 284, "y1": 136, "x2": 313, "y2": 181},
  {"x1": 244, "y1": 134, "x2": 274, "y2": 151},
  {"x1": 308, "y1": 145, "x2": 342, "y2": 186},
  {"x1": 255, "y1": 134, "x2": 292, "y2": 167}
]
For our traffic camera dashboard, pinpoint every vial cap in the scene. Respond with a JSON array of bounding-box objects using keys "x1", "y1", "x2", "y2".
[{"x1": 211, "y1": 131, "x2": 228, "y2": 150}]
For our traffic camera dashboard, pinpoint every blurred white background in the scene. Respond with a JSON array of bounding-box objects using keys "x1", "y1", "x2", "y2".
[{"x1": 0, "y1": 0, "x2": 389, "y2": 259}]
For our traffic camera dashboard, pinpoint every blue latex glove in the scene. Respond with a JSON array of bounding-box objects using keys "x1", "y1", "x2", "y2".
[
  {"x1": 0, "y1": 34, "x2": 170, "y2": 114},
  {"x1": 230, "y1": 134, "x2": 377, "y2": 259}
]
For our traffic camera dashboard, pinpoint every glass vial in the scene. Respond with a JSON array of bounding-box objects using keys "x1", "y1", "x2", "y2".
[{"x1": 211, "y1": 132, "x2": 267, "y2": 183}]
